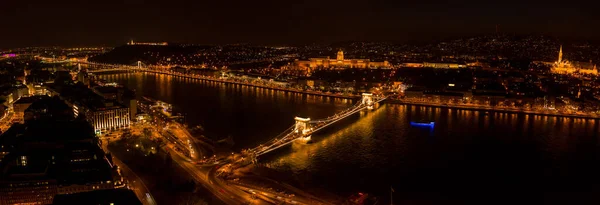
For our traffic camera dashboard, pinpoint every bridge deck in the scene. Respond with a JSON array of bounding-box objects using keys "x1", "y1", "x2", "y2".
[
  {"x1": 79, "y1": 61, "x2": 390, "y2": 158},
  {"x1": 252, "y1": 97, "x2": 387, "y2": 157}
]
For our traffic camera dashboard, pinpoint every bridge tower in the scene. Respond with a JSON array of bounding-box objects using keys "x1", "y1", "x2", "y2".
[
  {"x1": 362, "y1": 93, "x2": 374, "y2": 110},
  {"x1": 294, "y1": 117, "x2": 312, "y2": 140},
  {"x1": 220, "y1": 71, "x2": 229, "y2": 79},
  {"x1": 250, "y1": 153, "x2": 258, "y2": 164},
  {"x1": 137, "y1": 61, "x2": 142, "y2": 69}
]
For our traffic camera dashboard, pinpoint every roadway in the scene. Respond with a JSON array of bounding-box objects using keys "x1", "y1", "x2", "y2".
[
  {"x1": 81, "y1": 62, "x2": 359, "y2": 100},
  {"x1": 0, "y1": 111, "x2": 15, "y2": 133},
  {"x1": 82, "y1": 62, "x2": 385, "y2": 204},
  {"x1": 251, "y1": 96, "x2": 387, "y2": 157},
  {"x1": 166, "y1": 146, "x2": 268, "y2": 205},
  {"x1": 131, "y1": 110, "x2": 265, "y2": 204},
  {"x1": 100, "y1": 136, "x2": 157, "y2": 205},
  {"x1": 111, "y1": 154, "x2": 157, "y2": 205},
  {"x1": 395, "y1": 99, "x2": 600, "y2": 119},
  {"x1": 164, "y1": 131, "x2": 323, "y2": 205}
]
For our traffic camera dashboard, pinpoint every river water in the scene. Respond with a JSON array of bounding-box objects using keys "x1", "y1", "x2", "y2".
[{"x1": 101, "y1": 72, "x2": 600, "y2": 204}]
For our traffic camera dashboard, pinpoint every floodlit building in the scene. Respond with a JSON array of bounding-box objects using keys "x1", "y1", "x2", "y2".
[
  {"x1": 422, "y1": 62, "x2": 466, "y2": 69},
  {"x1": 84, "y1": 104, "x2": 130, "y2": 134},
  {"x1": 293, "y1": 50, "x2": 390, "y2": 71},
  {"x1": 552, "y1": 45, "x2": 598, "y2": 75},
  {"x1": 127, "y1": 40, "x2": 168, "y2": 46},
  {"x1": 46, "y1": 84, "x2": 131, "y2": 134},
  {"x1": 400, "y1": 62, "x2": 467, "y2": 69},
  {"x1": 93, "y1": 86, "x2": 137, "y2": 121}
]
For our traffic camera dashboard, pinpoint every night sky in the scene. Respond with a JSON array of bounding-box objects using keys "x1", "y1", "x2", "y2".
[{"x1": 1, "y1": 0, "x2": 598, "y2": 48}]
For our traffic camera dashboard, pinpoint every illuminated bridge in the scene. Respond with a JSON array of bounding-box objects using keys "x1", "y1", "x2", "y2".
[
  {"x1": 247, "y1": 93, "x2": 388, "y2": 159},
  {"x1": 75, "y1": 61, "x2": 143, "y2": 72},
  {"x1": 70, "y1": 61, "x2": 394, "y2": 159}
]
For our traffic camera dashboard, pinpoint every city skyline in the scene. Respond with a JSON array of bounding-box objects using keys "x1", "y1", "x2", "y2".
[
  {"x1": 2, "y1": 0, "x2": 600, "y2": 48},
  {"x1": 3, "y1": 2, "x2": 600, "y2": 204}
]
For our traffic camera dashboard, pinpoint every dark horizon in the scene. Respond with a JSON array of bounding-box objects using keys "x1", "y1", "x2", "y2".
[{"x1": 1, "y1": 0, "x2": 599, "y2": 48}]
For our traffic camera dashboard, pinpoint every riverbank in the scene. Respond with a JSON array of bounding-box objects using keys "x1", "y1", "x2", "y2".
[
  {"x1": 387, "y1": 99, "x2": 600, "y2": 119},
  {"x1": 92, "y1": 68, "x2": 361, "y2": 99},
  {"x1": 108, "y1": 137, "x2": 223, "y2": 205},
  {"x1": 228, "y1": 164, "x2": 343, "y2": 204}
]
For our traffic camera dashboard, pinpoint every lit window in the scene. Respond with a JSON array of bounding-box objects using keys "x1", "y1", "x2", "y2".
[{"x1": 20, "y1": 156, "x2": 27, "y2": 166}]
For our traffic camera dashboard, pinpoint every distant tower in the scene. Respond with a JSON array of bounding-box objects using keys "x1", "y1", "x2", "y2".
[
  {"x1": 337, "y1": 50, "x2": 344, "y2": 61},
  {"x1": 129, "y1": 39, "x2": 134, "y2": 45},
  {"x1": 23, "y1": 69, "x2": 27, "y2": 84},
  {"x1": 558, "y1": 45, "x2": 563, "y2": 63}
]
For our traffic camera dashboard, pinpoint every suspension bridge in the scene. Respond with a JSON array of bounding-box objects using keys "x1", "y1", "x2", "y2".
[
  {"x1": 246, "y1": 93, "x2": 388, "y2": 160},
  {"x1": 70, "y1": 60, "x2": 395, "y2": 159}
]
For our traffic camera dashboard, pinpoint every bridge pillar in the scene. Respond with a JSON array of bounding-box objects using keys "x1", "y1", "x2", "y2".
[
  {"x1": 362, "y1": 93, "x2": 374, "y2": 110},
  {"x1": 137, "y1": 61, "x2": 142, "y2": 69},
  {"x1": 294, "y1": 117, "x2": 312, "y2": 137},
  {"x1": 250, "y1": 154, "x2": 258, "y2": 164}
]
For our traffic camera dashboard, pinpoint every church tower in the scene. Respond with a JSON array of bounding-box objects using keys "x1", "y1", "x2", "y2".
[
  {"x1": 558, "y1": 45, "x2": 563, "y2": 63},
  {"x1": 337, "y1": 50, "x2": 344, "y2": 61}
]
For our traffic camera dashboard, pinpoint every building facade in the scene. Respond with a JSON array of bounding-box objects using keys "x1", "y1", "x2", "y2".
[
  {"x1": 0, "y1": 179, "x2": 58, "y2": 205},
  {"x1": 293, "y1": 50, "x2": 390, "y2": 72},
  {"x1": 422, "y1": 62, "x2": 466, "y2": 69},
  {"x1": 552, "y1": 45, "x2": 598, "y2": 75},
  {"x1": 46, "y1": 85, "x2": 131, "y2": 134},
  {"x1": 85, "y1": 107, "x2": 130, "y2": 134}
]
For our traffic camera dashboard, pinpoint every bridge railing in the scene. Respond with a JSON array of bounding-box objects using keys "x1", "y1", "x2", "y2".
[
  {"x1": 309, "y1": 101, "x2": 364, "y2": 124},
  {"x1": 248, "y1": 125, "x2": 295, "y2": 153},
  {"x1": 253, "y1": 95, "x2": 390, "y2": 156}
]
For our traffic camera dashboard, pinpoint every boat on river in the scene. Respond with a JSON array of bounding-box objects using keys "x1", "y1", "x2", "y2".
[{"x1": 410, "y1": 121, "x2": 435, "y2": 127}]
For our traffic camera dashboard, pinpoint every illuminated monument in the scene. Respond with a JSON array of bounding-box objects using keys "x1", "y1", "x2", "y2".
[
  {"x1": 552, "y1": 45, "x2": 598, "y2": 75},
  {"x1": 293, "y1": 50, "x2": 390, "y2": 72},
  {"x1": 127, "y1": 40, "x2": 168, "y2": 46}
]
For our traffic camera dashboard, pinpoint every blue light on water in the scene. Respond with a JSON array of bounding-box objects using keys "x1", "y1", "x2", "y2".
[{"x1": 410, "y1": 122, "x2": 435, "y2": 128}]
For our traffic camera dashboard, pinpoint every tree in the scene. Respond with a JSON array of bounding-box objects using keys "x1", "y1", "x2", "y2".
[{"x1": 143, "y1": 128, "x2": 152, "y2": 138}]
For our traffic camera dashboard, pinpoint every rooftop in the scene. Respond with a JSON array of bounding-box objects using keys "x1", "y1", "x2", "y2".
[
  {"x1": 53, "y1": 188, "x2": 142, "y2": 205},
  {"x1": 14, "y1": 96, "x2": 47, "y2": 104},
  {"x1": 46, "y1": 83, "x2": 126, "y2": 111},
  {"x1": 93, "y1": 86, "x2": 119, "y2": 94}
]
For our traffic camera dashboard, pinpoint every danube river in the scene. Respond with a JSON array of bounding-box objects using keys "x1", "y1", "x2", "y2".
[{"x1": 101, "y1": 72, "x2": 600, "y2": 204}]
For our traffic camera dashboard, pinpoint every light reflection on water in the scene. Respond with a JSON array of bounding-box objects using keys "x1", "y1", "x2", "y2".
[{"x1": 102, "y1": 72, "x2": 600, "y2": 204}]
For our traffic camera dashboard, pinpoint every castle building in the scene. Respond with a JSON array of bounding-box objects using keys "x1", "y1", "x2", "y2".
[
  {"x1": 127, "y1": 40, "x2": 168, "y2": 46},
  {"x1": 293, "y1": 50, "x2": 390, "y2": 72},
  {"x1": 552, "y1": 45, "x2": 598, "y2": 75}
]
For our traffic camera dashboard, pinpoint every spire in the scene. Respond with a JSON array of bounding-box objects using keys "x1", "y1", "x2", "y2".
[
  {"x1": 558, "y1": 45, "x2": 563, "y2": 63},
  {"x1": 337, "y1": 50, "x2": 344, "y2": 61}
]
